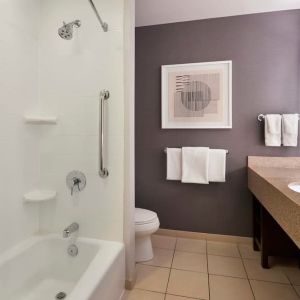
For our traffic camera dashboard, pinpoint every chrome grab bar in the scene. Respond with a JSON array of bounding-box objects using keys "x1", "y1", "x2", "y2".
[{"x1": 99, "y1": 90, "x2": 109, "y2": 178}]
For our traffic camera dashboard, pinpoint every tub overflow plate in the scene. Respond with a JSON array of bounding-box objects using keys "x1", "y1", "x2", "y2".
[{"x1": 56, "y1": 292, "x2": 67, "y2": 299}]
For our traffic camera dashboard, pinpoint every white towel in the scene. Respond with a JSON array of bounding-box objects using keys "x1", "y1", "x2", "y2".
[
  {"x1": 282, "y1": 114, "x2": 298, "y2": 147},
  {"x1": 166, "y1": 148, "x2": 182, "y2": 180},
  {"x1": 181, "y1": 147, "x2": 209, "y2": 184},
  {"x1": 265, "y1": 114, "x2": 282, "y2": 147},
  {"x1": 209, "y1": 149, "x2": 226, "y2": 182}
]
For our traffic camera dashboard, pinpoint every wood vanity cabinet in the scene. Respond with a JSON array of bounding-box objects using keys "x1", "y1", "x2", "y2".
[{"x1": 252, "y1": 195, "x2": 300, "y2": 269}]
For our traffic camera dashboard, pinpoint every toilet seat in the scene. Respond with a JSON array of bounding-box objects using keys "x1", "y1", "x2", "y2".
[{"x1": 135, "y1": 208, "x2": 158, "y2": 225}]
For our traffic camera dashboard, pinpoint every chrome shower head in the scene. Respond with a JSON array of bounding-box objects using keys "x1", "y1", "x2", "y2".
[{"x1": 58, "y1": 20, "x2": 81, "y2": 40}]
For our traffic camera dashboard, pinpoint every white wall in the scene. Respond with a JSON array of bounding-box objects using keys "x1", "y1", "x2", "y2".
[
  {"x1": 136, "y1": 0, "x2": 300, "y2": 26},
  {"x1": 0, "y1": 0, "x2": 40, "y2": 253},
  {"x1": 38, "y1": 0, "x2": 125, "y2": 241}
]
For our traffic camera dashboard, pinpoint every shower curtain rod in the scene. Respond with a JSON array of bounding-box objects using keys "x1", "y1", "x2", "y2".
[{"x1": 88, "y1": 0, "x2": 108, "y2": 32}]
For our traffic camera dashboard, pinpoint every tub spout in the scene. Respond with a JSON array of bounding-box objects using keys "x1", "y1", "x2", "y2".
[{"x1": 63, "y1": 223, "x2": 79, "y2": 238}]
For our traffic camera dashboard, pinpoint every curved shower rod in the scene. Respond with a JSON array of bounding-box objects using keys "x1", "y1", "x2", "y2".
[{"x1": 88, "y1": 0, "x2": 108, "y2": 32}]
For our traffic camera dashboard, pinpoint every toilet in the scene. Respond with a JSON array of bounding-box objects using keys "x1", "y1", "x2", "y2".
[{"x1": 135, "y1": 208, "x2": 160, "y2": 262}]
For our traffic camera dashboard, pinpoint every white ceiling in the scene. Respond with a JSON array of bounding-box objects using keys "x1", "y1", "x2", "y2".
[{"x1": 136, "y1": 0, "x2": 300, "y2": 27}]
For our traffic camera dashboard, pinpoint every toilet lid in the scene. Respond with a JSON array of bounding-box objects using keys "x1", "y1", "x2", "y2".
[{"x1": 135, "y1": 208, "x2": 158, "y2": 225}]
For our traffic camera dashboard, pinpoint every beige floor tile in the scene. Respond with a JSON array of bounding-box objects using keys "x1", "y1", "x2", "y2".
[
  {"x1": 238, "y1": 243, "x2": 260, "y2": 260},
  {"x1": 152, "y1": 235, "x2": 177, "y2": 250},
  {"x1": 167, "y1": 269, "x2": 209, "y2": 299},
  {"x1": 281, "y1": 267, "x2": 300, "y2": 285},
  {"x1": 270, "y1": 256, "x2": 299, "y2": 268},
  {"x1": 172, "y1": 251, "x2": 207, "y2": 273},
  {"x1": 250, "y1": 280, "x2": 299, "y2": 300},
  {"x1": 208, "y1": 255, "x2": 247, "y2": 278},
  {"x1": 165, "y1": 295, "x2": 194, "y2": 299},
  {"x1": 209, "y1": 274, "x2": 254, "y2": 300},
  {"x1": 176, "y1": 237, "x2": 206, "y2": 254},
  {"x1": 123, "y1": 289, "x2": 165, "y2": 300},
  {"x1": 207, "y1": 241, "x2": 240, "y2": 258},
  {"x1": 243, "y1": 259, "x2": 289, "y2": 283},
  {"x1": 135, "y1": 264, "x2": 170, "y2": 293},
  {"x1": 141, "y1": 248, "x2": 174, "y2": 268},
  {"x1": 294, "y1": 285, "x2": 300, "y2": 297}
]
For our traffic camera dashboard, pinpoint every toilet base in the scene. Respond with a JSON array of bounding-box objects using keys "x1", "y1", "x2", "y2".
[{"x1": 135, "y1": 235, "x2": 154, "y2": 262}]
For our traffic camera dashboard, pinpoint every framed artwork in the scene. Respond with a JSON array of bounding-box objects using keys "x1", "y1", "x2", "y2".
[{"x1": 161, "y1": 60, "x2": 232, "y2": 129}]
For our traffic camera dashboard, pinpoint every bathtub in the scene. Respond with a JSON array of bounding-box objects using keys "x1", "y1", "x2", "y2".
[{"x1": 0, "y1": 234, "x2": 125, "y2": 300}]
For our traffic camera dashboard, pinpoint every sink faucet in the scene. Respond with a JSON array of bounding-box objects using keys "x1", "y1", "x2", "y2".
[{"x1": 63, "y1": 222, "x2": 79, "y2": 238}]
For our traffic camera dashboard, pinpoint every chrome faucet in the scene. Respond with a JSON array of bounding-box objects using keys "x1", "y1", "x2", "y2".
[{"x1": 63, "y1": 223, "x2": 79, "y2": 238}]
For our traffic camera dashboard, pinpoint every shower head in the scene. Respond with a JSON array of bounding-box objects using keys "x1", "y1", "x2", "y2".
[{"x1": 58, "y1": 20, "x2": 81, "y2": 40}]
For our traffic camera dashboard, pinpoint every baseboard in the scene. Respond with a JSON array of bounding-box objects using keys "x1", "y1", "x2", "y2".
[
  {"x1": 157, "y1": 228, "x2": 252, "y2": 244},
  {"x1": 125, "y1": 276, "x2": 136, "y2": 290}
]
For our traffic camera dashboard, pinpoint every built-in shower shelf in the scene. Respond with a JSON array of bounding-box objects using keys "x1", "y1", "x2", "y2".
[
  {"x1": 23, "y1": 190, "x2": 57, "y2": 203},
  {"x1": 24, "y1": 115, "x2": 58, "y2": 125}
]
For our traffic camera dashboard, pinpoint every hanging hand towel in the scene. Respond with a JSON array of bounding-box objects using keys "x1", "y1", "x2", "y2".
[
  {"x1": 181, "y1": 147, "x2": 209, "y2": 184},
  {"x1": 166, "y1": 148, "x2": 182, "y2": 180},
  {"x1": 282, "y1": 114, "x2": 299, "y2": 147},
  {"x1": 208, "y1": 149, "x2": 226, "y2": 182},
  {"x1": 265, "y1": 114, "x2": 282, "y2": 147}
]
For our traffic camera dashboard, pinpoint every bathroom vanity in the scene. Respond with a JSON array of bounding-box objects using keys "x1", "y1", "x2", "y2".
[{"x1": 248, "y1": 156, "x2": 300, "y2": 268}]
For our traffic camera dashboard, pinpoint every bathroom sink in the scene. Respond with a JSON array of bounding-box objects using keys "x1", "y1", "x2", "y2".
[{"x1": 288, "y1": 182, "x2": 300, "y2": 193}]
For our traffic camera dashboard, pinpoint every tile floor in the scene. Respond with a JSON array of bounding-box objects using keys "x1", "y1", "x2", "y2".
[{"x1": 124, "y1": 235, "x2": 300, "y2": 300}]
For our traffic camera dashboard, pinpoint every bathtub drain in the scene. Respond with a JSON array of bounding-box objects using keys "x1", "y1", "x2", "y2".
[{"x1": 56, "y1": 292, "x2": 67, "y2": 299}]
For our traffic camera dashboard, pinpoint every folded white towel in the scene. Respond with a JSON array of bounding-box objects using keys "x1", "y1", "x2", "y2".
[
  {"x1": 209, "y1": 149, "x2": 226, "y2": 182},
  {"x1": 282, "y1": 114, "x2": 298, "y2": 147},
  {"x1": 166, "y1": 148, "x2": 182, "y2": 180},
  {"x1": 181, "y1": 147, "x2": 209, "y2": 184},
  {"x1": 265, "y1": 114, "x2": 282, "y2": 146}
]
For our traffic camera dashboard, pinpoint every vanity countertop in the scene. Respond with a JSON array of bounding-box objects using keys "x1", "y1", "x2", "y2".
[{"x1": 248, "y1": 156, "x2": 300, "y2": 248}]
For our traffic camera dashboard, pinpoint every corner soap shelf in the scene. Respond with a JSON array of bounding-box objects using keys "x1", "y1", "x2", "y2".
[
  {"x1": 24, "y1": 115, "x2": 58, "y2": 125},
  {"x1": 23, "y1": 190, "x2": 57, "y2": 203}
]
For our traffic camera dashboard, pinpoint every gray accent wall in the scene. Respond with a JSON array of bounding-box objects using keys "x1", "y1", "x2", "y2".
[{"x1": 135, "y1": 10, "x2": 300, "y2": 237}]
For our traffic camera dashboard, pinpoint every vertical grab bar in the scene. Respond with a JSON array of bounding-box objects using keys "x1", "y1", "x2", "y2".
[{"x1": 99, "y1": 90, "x2": 109, "y2": 178}]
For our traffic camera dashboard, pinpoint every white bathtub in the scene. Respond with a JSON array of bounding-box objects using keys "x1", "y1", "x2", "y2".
[{"x1": 0, "y1": 234, "x2": 125, "y2": 300}]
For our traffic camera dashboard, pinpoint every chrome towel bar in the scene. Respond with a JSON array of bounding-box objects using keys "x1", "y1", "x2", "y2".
[
  {"x1": 99, "y1": 90, "x2": 109, "y2": 178},
  {"x1": 258, "y1": 114, "x2": 300, "y2": 122},
  {"x1": 164, "y1": 148, "x2": 229, "y2": 154}
]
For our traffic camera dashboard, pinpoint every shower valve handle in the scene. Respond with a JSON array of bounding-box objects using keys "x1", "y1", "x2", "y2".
[
  {"x1": 66, "y1": 171, "x2": 86, "y2": 196},
  {"x1": 71, "y1": 177, "x2": 81, "y2": 195}
]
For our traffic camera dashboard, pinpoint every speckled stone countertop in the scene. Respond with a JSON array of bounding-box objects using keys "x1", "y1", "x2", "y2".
[{"x1": 248, "y1": 156, "x2": 300, "y2": 248}]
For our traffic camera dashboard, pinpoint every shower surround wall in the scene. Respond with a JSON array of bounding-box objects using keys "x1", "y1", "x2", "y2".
[
  {"x1": 135, "y1": 9, "x2": 300, "y2": 237},
  {"x1": 0, "y1": 0, "x2": 40, "y2": 253},
  {"x1": 38, "y1": 0, "x2": 125, "y2": 241}
]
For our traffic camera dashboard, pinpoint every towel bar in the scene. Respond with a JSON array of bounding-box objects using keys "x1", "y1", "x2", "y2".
[
  {"x1": 164, "y1": 148, "x2": 229, "y2": 154},
  {"x1": 258, "y1": 114, "x2": 300, "y2": 122}
]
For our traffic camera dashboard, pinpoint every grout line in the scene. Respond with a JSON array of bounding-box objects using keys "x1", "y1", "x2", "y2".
[
  {"x1": 164, "y1": 237, "x2": 177, "y2": 299},
  {"x1": 171, "y1": 267, "x2": 208, "y2": 275},
  {"x1": 165, "y1": 292, "x2": 200, "y2": 299},
  {"x1": 206, "y1": 240, "x2": 210, "y2": 300},
  {"x1": 237, "y1": 244, "x2": 256, "y2": 300},
  {"x1": 137, "y1": 263, "x2": 172, "y2": 270},
  {"x1": 291, "y1": 285, "x2": 300, "y2": 300},
  {"x1": 283, "y1": 269, "x2": 300, "y2": 299}
]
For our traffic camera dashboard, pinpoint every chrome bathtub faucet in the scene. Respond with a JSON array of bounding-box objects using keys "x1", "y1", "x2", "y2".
[{"x1": 63, "y1": 223, "x2": 79, "y2": 238}]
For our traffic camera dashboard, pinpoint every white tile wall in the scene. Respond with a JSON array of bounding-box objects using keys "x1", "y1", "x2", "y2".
[
  {"x1": 0, "y1": 0, "x2": 125, "y2": 253},
  {"x1": 38, "y1": 0, "x2": 125, "y2": 241},
  {"x1": 0, "y1": 0, "x2": 40, "y2": 254}
]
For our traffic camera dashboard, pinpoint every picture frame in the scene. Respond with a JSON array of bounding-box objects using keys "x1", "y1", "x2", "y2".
[{"x1": 161, "y1": 60, "x2": 232, "y2": 129}]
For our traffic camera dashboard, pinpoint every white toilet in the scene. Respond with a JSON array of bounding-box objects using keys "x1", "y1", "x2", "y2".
[{"x1": 135, "y1": 208, "x2": 160, "y2": 262}]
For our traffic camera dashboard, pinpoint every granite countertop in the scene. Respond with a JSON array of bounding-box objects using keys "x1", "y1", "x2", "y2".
[
  {"x1": 248, "y1": 156, "x2": 300, "y2": 248},
  {"x1": 249, "y1": 166, "x2": 300, "y2": 207}
]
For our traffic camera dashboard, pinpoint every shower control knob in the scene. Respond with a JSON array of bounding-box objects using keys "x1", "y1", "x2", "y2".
[{"x1": 66, "y1": 171, "x2": 86, "y2": 196}]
